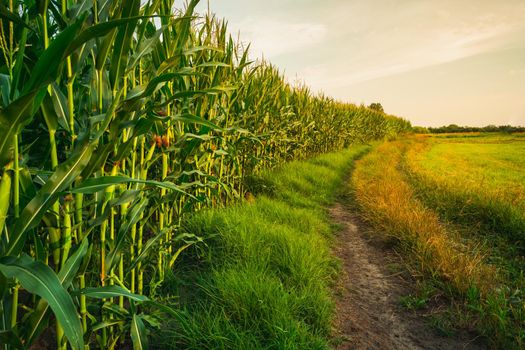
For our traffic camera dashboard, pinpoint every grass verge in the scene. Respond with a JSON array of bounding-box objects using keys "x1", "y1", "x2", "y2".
[
  {"x1": 352, "y1": 139, "x2": 525, "y2": 348},
  {"x1": 154, "y1": 146, "x2": 370, "y2": 349},
  {"x1": 404, "y1": 135, "x2": 525, "y2": 245}
]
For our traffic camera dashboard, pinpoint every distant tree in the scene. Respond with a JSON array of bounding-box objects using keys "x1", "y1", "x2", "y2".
[
  {"x1": 368, "y1": 102, "x2": 384, "y2": 113},
  {"x1": 428, "y1": 124, "x2": 525, "y2": 134},
  {"x1": 412, "y1": 126, "x2": 429, "y2": 134},
  {"x1": 444, "y1": 124, "x2": 459, "y2": 133},
  {"x1": 482, "y1": 125, "x2": 498, "y2": 132}
]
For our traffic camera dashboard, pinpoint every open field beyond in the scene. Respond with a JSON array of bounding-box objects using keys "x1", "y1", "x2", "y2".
[{"x1": 352, "y1": 134, "x2": 525, "y2": 348}]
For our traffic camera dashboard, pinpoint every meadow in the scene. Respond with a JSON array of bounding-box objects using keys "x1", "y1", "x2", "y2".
[{"x1": 352, "y1": 133, "x2": 525, "y2": 348}]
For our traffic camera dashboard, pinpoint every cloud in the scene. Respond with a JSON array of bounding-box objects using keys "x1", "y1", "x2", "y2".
[
  {"x1": 198, "y1": 0, "x2": 525, "y2": 126},
  {"x1": 309, "y1": 12, "x2": 525, "y2": 88},
  {"x1": 226, "y1": 17, "x2": 327, "y2": 59}
]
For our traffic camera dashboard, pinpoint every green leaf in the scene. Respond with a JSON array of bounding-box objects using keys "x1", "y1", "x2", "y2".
[
  {"x1": 183, "y1": 45, "x2": 224, "y2": 56},
  {"x1": 95, "y1": 29, "x2": 117, "y2": 71},
  {"x1": 0, "y1": 91, "x2": 37, "y2": 169},
  {"x1": 24, "y1": 16, "x2": 85, "y2": 94},
  {"x1": 67, "y1": 15, "x2": 163, "y2": 59},
  {"x1": 102, "y1": 303, "x2": 130, "y2": 319},
  {"x1": 0, "y1": 167, "x2": 11, "y2": 239},
  {"x1": 6, "y1": 142, "x2": 94, "y2": 256},
  {"x1": 168, "y1": 243, "x2": 193, "y2": 268},
  {"x1": 0, "y1": 330, "x2": 23, "y2": 349},
  {"x1": 197, "y1": 62, "x2": 231, "y2": 68},
  {"x1": 76, "y1": 286, "x2": 148, "y2": 302},
  {"x1": 26, "y1": 239, "x2": 89, "y2": 345},
  {"x1": 71, "y1": 176, "x2": 194, "y2": 198},
  {"x1": 0, "y1": 255, "x2": 83, "y2": 350},
  {"x1": 157, "y1": 45, "x2": 224, "y2": 74},
  {"x1": 58, "y1": 239, "x2": 89, "y2": 286},
  {"x1": 125, "y1": 70, "x2": 204, "y2": 103},
  {"x1": 127, "y1": 227, "x2": 172, "y2": 271},
  {"x1": 131, "y1": 314, "x2": 148, "y2": 350},
  {"x1": 0, "y1": 74, "x2": 10, "y2": 106},
  {"x1": 40, "y1": 93, "x2": 58, "y2": 132},
  {"x1": 32, "y1": 233, "x2": 46, "y2": 262},
  {"x1": 91, "y1": 320, "x2": 125, "y2": 332},
  {"x1": 69, "y1": 0, "x2": 93, "y2": 19},
  {"x1": 141, "y1": 300, "x2": 180, "y2": 319},
  {"x1": 105, "y1": 196, "x2": 149, "y2": 274},
  {"x1": 50, "y1": 84, "x2": 71, "y2": 132},
  {"x1": 174, "y1": 0, "x2": 199, "y2": 52},
  {"x1": 109, "y1": 0, "x2": 141, "y2": 90},
  {"x1": 158, "y1": 86, "x2": 236, "y2": 106},
  {"x1": 126, "y1": 27, "x2": 163, "y2": 73},
  {"x1": 172, "y1": 113, "x2": 222, "y2": 131}
]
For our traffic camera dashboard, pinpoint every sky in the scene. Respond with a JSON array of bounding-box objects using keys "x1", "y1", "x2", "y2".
[{"x1": 189, "y1": 0, "x2": 525, "y2": 127}]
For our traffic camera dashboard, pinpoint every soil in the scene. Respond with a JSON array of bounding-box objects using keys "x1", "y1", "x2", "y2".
[{"x1": 330, "y1": 202, "x2": 486, "y2": 350}]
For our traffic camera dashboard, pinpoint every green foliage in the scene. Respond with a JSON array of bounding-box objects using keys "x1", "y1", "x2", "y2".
[
  {"x1": 368, "y1": 102, "x2": 384, "y2": 113},
  {"x1": 0, "y1": 255, "x2": 83, "y2": 350},
  {"x1": 411, "y1": 126, "x2": 429, "y2": 134},
  {"x1": 428, "y1": 124, "x2": 525, "y2": 133}
]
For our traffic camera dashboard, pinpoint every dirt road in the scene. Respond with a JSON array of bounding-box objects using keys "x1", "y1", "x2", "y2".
[{"x1": 330, "y1": 203, "x2": 485, "y2": 350}]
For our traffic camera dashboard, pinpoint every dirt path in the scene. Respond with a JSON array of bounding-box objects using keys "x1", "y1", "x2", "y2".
[{"x1": 330, "y1": 203, "x2": 485, "y2": 350}]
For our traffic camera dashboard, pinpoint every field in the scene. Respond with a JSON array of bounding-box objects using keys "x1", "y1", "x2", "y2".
[
  {"x1": 353, "y1": 133, "x2": 525, "y2": 348},
  {"x1": 407, "y1": 134, "x2": 525, "y2": 244},
  {"x1": 0, "y1": 1, "x2": 523, "y2": 350},
  {"x1": 414, "y1": 134, "x2": 525, "y2": 210}
]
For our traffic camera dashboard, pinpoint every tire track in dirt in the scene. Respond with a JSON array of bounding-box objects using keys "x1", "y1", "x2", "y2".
[{"x1": 330, "y1": 203, "x2": 485, "y2": 350}]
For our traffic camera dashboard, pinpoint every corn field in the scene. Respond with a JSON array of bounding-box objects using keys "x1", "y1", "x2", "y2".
[{"x1": 0, "y1": 1, "x2": 410, "y2": 349}]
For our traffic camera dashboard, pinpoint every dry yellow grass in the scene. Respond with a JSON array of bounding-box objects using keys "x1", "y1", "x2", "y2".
[{"x1": 352, "y1": 140, "x2": 497, "y2": 295}]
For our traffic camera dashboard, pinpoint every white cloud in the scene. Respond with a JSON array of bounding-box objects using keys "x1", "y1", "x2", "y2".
[
  {"x1": 197, "y1": 0, "x2": 525, "y2": 126},
  {"x1": 309, "y1": 18, "x2": 525, "y2": 89},
  {"x1": 227, "y1": 17, "x2": 327, "y2": 59}
]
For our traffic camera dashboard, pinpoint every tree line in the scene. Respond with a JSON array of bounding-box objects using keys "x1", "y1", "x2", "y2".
[{"x1": 413, "y1": 124, "x2": 525, "y2": 134}]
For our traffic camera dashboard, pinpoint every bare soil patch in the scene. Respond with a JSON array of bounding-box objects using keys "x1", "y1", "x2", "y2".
[{"x1": 330, "y1": 202, "x2": 485, "y2": 350}]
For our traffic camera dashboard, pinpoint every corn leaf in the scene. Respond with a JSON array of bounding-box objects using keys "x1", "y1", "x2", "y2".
[
  {"x1": 105, "y1": 196, "x2": 149, "y2": 274},
  {"x1": 131, "y1": 314, "x2": 148, "y2": 350},
  {"x1": 0, "y1": 255, "x2": 83, "y2": 350},
  {"x1": 24, "y1": 17, "x2": 85, "y2": 94},
  {"x1": 6, "y1": 142, "x2": 94, "y2": 256},
  {"x1": 76, "y1": 286, "x2": 148, "y2": 302},
  {"x1": 0, "y1": 92, "x2": 37, "y2": 169},
  {"x1": 26, "y1": 239, "x2": 89, "y2": 345},
  {"x1": 71, "y1": 176, "x2": 194, "y2": 197},
  {"x1": 109, "y1": 0, "x2": 141, "y2": 90}
]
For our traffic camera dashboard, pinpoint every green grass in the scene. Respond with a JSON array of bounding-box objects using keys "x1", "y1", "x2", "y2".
[
  {"x1": 154, "y1": 146, "x2": 370, "y2": 349},
  {"x1": 429, "y1": 132, "x2": 525, "y2": 142},
  {"x1": 400, "y1": 135, "x2": 525, "y2": 347},
  {"x1": 421, "y1": 137, "x2": 525, "y2": 205},
  {"x1": 406, "y1": 134, "x2": 525, "y2": 244}
]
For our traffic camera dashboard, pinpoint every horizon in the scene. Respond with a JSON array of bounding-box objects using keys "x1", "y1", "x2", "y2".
[{"x1": 191, "y1": 0, "x2": 525, "y2": 128}]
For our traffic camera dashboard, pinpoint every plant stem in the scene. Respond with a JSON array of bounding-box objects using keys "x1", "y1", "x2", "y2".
[
  {"x1": 79, "y1": 274, "x2": 87, "y2": 335},
  {"x1": 10, "y1": 135, "x2": 20, "y2": 328},
  {"x1": 61, "y1": 201, "x2": 72, "y2": 268}
]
